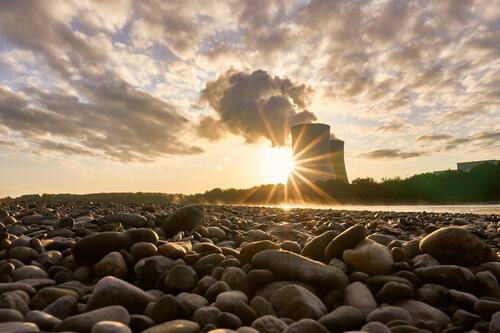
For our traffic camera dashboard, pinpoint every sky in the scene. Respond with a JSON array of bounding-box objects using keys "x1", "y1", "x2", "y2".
[{"x1": 0, "y1": 0, "x2": 499, "y2": 197}]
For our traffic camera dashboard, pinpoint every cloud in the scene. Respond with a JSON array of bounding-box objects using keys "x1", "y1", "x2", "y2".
[
  {"x1": 360, "y1": 149, "x2": 425, "y2": 160},
  {"x1": 416, "y1": 130, "x2": 500, "y2": 152},
  {"x1": 376, "y1": 121, "x2": 406, "y2": 133},
  {"x1": 0, "y1": 82, "x2": 203, "y2": 162},
  {"x1": 417, "y1": 134, "x2": 454, "y2": 141},
  {"x1": 0, "y1": 0, "x2": 203, "y2": 162},
  {"x1": 197, "y1": 69, "x2": 316, "y2": 146}
]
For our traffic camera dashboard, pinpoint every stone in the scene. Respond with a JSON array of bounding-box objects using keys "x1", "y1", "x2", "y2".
[
  {"x1": 150, "y1": 295, "x2": 180, "y2": 324},
  {"x1": 95, "y1": 251, "x2": 128, "y2": 279},
  {"x1": 0, "y1": 291, "x2": 29, "y2": 314},
  {"x1": 324, "y1": 224, "x2": 367, "y2": 262},
  {"x1": 158, "y1": 242, "x2": 189, "y2": 259},
  {"x1": 394, "y1": 300, "x2": 450, "y2": 330},
  {"x1": 343, "y1": 239, "x2": 394, "y2": 275},
  {"x1": 86, "y1": 276, "x2": 156, "y2": 313},
  {"x1": 473, "y1": 299, "x2": 500, "y2": 319},
  {"x1": 141, "y1": 319, "x2": 200, "y2": 333},
  {"x1": 216, "y1": 312, "x2": 241, "y2": 329},
  {"x1": 279, "y1": 241, "x2": 301, "y2": 254},
  {"x1": 0, "y1": 308, "x2": 23, "y2": 322},
  {"x1": 270, "y1": 284, "x2": 327, "y2": 320},
  {"x1": 12, "y1": 265, "x2": 49, "y2": 281},
  {"x1": 252, "y1": 249, "x2": 348, "y2": 289},
  {"x1": 25, "y1": 310, "x2": 61, "y2": 331},
  {"x1": 193, "y1": 253, "x2": 225, "y2": 275},
  {"x1": 301, "y1": 230, "x2": 338, "y2": 262},
  {"x1": 414, "y1": 265, "x2": 474, "y2": 291},
  {"x1": 73, "y1": 229, "x2": 158, "y2": 265},
  {"x1": 177, "y1": 293, "x2": 209, "y2": 319},
  {"x1": 55, "y1": 305, "x2": 130, "y2": 333},
  {"x1": 283, "y1": 319, "x2": 329, "y2": 333},
  {"x1": 43, "y1": 294, "x2": 78, "y2": 319},
  {"x1": 205, "y1": 281, "x2": 231, "y2": 302},
  {"x1": 366, "y1": 306, "x2": 413, "y2": 324},
  {"x1": 31, "y1": 287, "x2": 79, "y2": 310},
  {"x1": 415, "y1": 283, "x2": 449, "y2": 308},
  {"x1": 361, "y1": 321, "x2": 391, "y2": 333},
  {"x1": 239, "y1": 241, "x2": 280, "y2": 265},
  {"x1": 251, "y1": 315, "x2": 288, "y2": 333},
  {"x1": 8, "y1": 247, "x2": 38, "y2": 263},
  {"x1": 250, "y1": 296, "x2": 277, "y2": 317},
  {"x1": 490, "y1": 311, "x2": 500, "y2": 333},
  {"x1": 193, "y1": 306, "x2": 221, "y2": 327},
  {"x1": 377, "y1": 281, "x2": 414, "y2": 303},
  {"x1": 101, "y1": 213, "x2": 148, "y2": 227},
  {"x1": 452, "y1": 309, "x2": 481, "y2": 329},
  {"x1": 130, "y1": 242, "x2": 157, "y2": 260},
  {"x1": 91, "y1": 320, "x2": 133, "y2": 333},
  {"x1": 318, "y1": 305, "x2": 366, "y2": 333},
  {"x1": 216, "y1": 291, "x2": 248, "y2": 313},
  {"x1": 247, "y1": 269, "x2": 274, "y2": 288},
  {"x1": 165, "y1": 265, "x2": 198, "y2": 293},
  {"x1": 0, "y1": 282, "x2": 36, "y2": 296},
  {"x1": 342, "y1": 282, "x2": 377, "y2": 314},
  {"x1": 419, "y1": 227, "x2": 496, "y2": 266},
  {"x1": 0, "y1": 322, "x2": 40, "y2": 333},
  {"x1": 233, "y1": 302, "x2": 257, "y2": 326},
  {"x1": 207, "y1": 226, "x2": 226, "y2": 240},
  {"x1": 162, "y1": 205, "x2": 205, "y2": 237}
]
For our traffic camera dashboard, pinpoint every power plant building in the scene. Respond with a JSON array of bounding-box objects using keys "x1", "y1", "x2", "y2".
[{"x1": 289, "y1": 123, "x2": 348, "y2": 184}]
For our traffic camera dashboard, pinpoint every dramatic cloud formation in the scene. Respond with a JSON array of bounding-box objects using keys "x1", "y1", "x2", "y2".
[
  {"x1": 197, "y1": 69, "x2": 316, "y2": 146},
  {"x1": 360, "y1": 149, "x2": 426, "y2": 160},
  {"x1": 0, "y1": 0, "x2": 498, "y2": 165},
  {"x1": 417, "y1": 130, "x2": 500, "y2": 152}
]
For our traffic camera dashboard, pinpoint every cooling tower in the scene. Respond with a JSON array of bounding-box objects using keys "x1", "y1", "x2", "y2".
[
  {"x1": 290, "y1": 123, "x2": 334, "y2": 183},
  {"x1": 329, "y1": 138, "x2": 349, "y2": 183}
]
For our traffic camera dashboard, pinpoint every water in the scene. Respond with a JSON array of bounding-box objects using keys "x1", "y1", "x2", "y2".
[{"x1": 268, "y1": 204, "x2": 500, "y2": 215}]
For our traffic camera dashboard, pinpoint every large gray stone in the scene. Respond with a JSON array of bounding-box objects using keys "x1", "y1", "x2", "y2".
[
  {"x1": 162, "y1": 205, "x2": 205, "y2": 237},
  {"x1": 86, "y1": 276, "x2": 156, "y2": 313},
  {"x1": 394, "y1": 300, "x2": 450, "y2": 330},
  {"x1": 301, "y1": 231, "x2": 338, "y2": 262},
  {"x1": 252, "y1": 250, "x2": 348, "y2": 289},
  {"x1": 55, "y1": 306, "x2": 130, "y2": 333},
  {"x1": 342, "y1": 282, "x2": 377, "y2": 314},
  {"x1": 419, "y1": 227, "x2": 496, "y2": 266},
  {"x1": 270, "y1": 284, "x2": 327, "y2": 320}
]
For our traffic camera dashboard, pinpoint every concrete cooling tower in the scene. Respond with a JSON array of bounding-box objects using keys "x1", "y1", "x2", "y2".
[{"x1": 289, "y1": 123, "x2": 348, "y2": 184}]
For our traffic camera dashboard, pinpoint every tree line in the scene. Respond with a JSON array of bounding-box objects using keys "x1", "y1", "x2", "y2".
[{"x1": 3, "y1": 163, "x2": 499, "y2": 205}]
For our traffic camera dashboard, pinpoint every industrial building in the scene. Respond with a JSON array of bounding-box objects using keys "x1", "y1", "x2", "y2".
[
  {"x1": 289, "y1": 123, "x2": 348, "y2": 184},
  {"x1": 457, "y1": 160, "x2": 499, "y2": 172}
]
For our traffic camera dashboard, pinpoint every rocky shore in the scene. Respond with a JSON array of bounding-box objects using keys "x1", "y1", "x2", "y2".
[{"x1": 0, "y1": 202, "x2": 498, "y2": 333}]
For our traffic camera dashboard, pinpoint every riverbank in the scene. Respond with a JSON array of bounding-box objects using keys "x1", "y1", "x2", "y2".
[{"x1": 0, "y1": 202, "x2": 498, "y2": 332}]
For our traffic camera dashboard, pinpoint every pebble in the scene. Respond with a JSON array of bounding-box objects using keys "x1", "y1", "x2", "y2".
[
  {"x1": 0, "y1": 322, "x2": 40, "y2": 333},
  {"x1": 324, "y1": 224, "x2": 367, "y2": 261},
  {"x1": 55, "y1": 305, "x2": 130, "y2": 332},
  {"x1": 86, "y1": 276, "x2": 156, "y2": 313},
  {"x1": 342, "y1": 281, "x2": 377, "y2": 314},
  {"x1": 270, "y1": 284, "x2": 327, "y2": 320},
  {"x1": 419, "y1": 227, "x2": 496, "y2": 266},
  {"x1": 252, "y1": 249, "x2": 348, "y2": 289},
  {"x1": 162, "y1": 204, "x2": 205, "y2": 237},
  {"x1": 318, "y1": 305, "x2": 366, "y2": 333},
  {"x1": 343, "y1": 239, "x2": 394, "y2": 275},
  {"x1": 142, "y1": 319, "x2": 200, "y2": 333}
]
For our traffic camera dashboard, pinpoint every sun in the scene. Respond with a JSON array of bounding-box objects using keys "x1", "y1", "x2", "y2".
[{"x1": 259, "y1": 147, "x2": 294, "y2": 184}]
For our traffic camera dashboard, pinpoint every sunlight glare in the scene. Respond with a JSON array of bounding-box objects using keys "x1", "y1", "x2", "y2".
[{"x1": 259, "y1": 147, "x2": 294, "y2": 184}]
